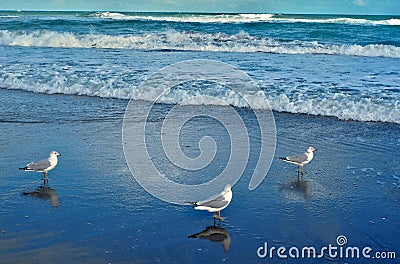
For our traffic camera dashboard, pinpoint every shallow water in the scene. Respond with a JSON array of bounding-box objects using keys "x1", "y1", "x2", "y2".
[
  {"x1": 1, "y1": 11, "x2": 400, "y2": 127},
  {"x1": 1, "y1": 43, "x2": 399, "y2": 123},
  {"x1": 0, "y1": 89, "x2": 399, "y2": 263}
]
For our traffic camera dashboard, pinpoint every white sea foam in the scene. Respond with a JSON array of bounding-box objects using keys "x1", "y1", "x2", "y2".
[
  {"x1": 266, "y1": 93, "x2": 400, "y2": 123},
  {"x1": 90, "y1": 12, "x2": 400, "y2": 26},
  {"x1": 1, "y1": 69, "x2": 399, "y2": 124},
  {"x1": 1, "y1": 30, "x2": 399, "y2": 58},
  {"x1": 276, "y1": 17, "x2": 400, "y2": 26},
  {"x1": 92, "y1": 12, "x2": 275, "y2": 23},
  {"x1": 0, "y1": 15, "x2": 19, "y2": 18},
  {"x1": 92, "y1": 12, "x2": 128, "y2": 20},
  {"x1": 385, "y1": 18, "x2": 400, "y2": 26}
]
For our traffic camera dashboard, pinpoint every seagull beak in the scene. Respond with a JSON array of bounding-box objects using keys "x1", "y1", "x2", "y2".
[
  {"x1": 314, "y1": 149, "x2": 318, "y2": 152},
  {"x1": 58, "y1": 153, "x2": 62, "y2": 157}
]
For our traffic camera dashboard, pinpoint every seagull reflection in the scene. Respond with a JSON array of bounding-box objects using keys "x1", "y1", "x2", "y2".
[
  {"x1": 188, "y1": 223, "x2": 231, "y2": 251},
  {"x1": 23, "y1": 186, "x2": 59, "y2": 207},
  {"x1": 279, "y1": 174, "x2": 312, "y2": 198}
]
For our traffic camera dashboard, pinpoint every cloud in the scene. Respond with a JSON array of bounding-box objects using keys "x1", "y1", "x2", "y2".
[{"x1": 352, "y1": 0, "x2": 367, "y2": 6}]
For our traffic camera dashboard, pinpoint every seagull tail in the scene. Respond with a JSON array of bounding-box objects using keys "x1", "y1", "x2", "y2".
[
  {"x1": 185, "y1": 201, "x2": 198, "y2": 208},
  {"x1": 279, "y1": 157, "x2": 287, "y2": 161},
  {"x1": 19, "y1": 166, "x2": 32, "y2": 171}
]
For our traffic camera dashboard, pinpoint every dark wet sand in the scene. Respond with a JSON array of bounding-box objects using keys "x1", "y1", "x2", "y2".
[{"x1": 1, "y1": 89, "x2": 399, "y2": 263}]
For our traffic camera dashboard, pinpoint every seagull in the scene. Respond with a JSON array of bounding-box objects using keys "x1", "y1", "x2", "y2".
[
  {"x1": 187, "y1": 184, "x2": 232, "y2": 220},
  {"x1": 279, "y1": 146, "x2": 317, "y2": 174},
  {"x1": 20, "y1": 151, "x2": 62, "y2": 185}
]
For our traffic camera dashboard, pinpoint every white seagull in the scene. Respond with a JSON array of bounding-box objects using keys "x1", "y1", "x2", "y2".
[
  {"x1": 20, "y1": 151, "x2": 62, "y2": 185},
  {"x1": 187, "y1": 184, "x2": 232, "y2": 220},
  {"x1": 279, "y1": 146, "x2": 317, "y2": 174}
]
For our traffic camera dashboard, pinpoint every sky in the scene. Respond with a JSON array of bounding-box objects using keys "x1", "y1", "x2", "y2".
[{"x1": 0, "y1": 0, "x2": 399, "y2": 15}]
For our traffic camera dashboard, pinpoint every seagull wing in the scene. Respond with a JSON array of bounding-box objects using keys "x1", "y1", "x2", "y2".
[
  {"x1": 195, "y1": 189, "x2": 230, "y2": 209},
  {"x1": 27, "y1": 159, "x2": 51, "y2": 172},
  {"x1": 197, "y1": 188, "x2": 228, "y2": 204},
  {"x1": 196, "y1": 199, "x2": 230, "y2": 210},
  {"x1": 285, "y1": 153, "x2": 308, "y2": 164}
]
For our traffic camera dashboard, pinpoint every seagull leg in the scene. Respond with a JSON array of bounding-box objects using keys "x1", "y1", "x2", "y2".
[
  {"x1": 44, "y1": 172, "x2": 49, "y2": 187},
  {"x1": 218, "y1": 211, "x2": 224, "y2": 221},
  {"x1": 213, "y1": 212, "x2": 217, "y2": 219}
]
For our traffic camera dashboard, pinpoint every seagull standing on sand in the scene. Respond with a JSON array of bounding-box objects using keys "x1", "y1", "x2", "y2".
[
  {"x1": 20, "y1": 151, "x2": 62, "y2": 185},
  {"x1": 279, "y1": 146, "x2": 317, "y2": 174},
  {"x1": 187, "y1": 184, "x2": 232, "y2": 220}
]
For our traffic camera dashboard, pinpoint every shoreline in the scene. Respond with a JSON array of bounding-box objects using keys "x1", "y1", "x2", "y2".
[
  {"x1": 0, "y1": 89, "x2": 399, "y2": 263},
  {"x1": 2, "y1": 88, "x2": 399, "y2": 127}
]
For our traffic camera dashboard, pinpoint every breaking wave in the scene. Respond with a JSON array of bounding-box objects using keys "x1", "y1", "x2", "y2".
[
  {"x1": 91, "y1": 12, "x2": 400, "y2": 26},
  {"x1": 1, "y1": 71, "x2": 399, "y2": 124},
  {"x1": 1, "y1": 30, "x2": 399, "y2": 58}
]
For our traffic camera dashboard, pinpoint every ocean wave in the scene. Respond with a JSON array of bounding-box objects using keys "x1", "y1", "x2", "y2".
[
  {"x1": 1, "y1": 30, "x2": 399, "y2": 58},
  {"x1": 91, "y1": 12, "x2": 275, "y2": 23},
  {"x1": 0, "y1": 15, "x2": 19, "y2": 18},
  {"x1": 90, "y1": 12, "x2": 400, "y2": 26},
  {"x1": 266, "y1": 94, "x2": 399, "y2": 124},
  {"x1": 92, "y1": 12, "x2": 127, "y2": 20},
  {"x1": 276, "y1": 17, "x2": 400, "y2": 26},
  {"x1": 1, "y1": 71, "x2": 399, "y2": 124}
]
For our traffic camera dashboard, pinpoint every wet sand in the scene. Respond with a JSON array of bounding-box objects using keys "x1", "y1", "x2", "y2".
[{"x1": 0, "y1": 89, "x2": 399, "y2": 263}]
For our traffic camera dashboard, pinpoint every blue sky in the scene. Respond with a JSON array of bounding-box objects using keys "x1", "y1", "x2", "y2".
[{"x1": 0, "y1": 0, "x2": 398, "y2": 15}]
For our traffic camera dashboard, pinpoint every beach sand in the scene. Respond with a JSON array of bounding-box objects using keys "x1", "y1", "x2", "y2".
[{"x1": 0, "y1": 88, "x2": 399, "y2": 263}]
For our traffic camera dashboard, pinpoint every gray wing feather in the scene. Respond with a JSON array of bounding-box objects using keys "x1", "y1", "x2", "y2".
[
  {"x1": 196, "y1": 199, "x2": 229, "y2": 209},
  {"x1": 197, "y1": 190, "x2": 226, "y2": 204},
  {"x1": 286, "y1": 153, "x2": 308, "y2": 163},
  {"x1": 196, "y1": 189, "x2": 229, "y2": 209},
  {"x1": 28, "y1": 159, "x2": 51, "y2": 171}
]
